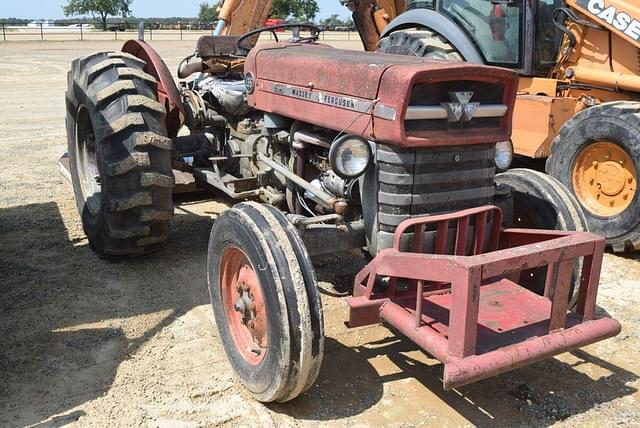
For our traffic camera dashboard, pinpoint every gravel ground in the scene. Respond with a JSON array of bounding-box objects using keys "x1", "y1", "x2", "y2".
[{"x1": 0, "y1": 40, "x2": 639, "y2": 427}]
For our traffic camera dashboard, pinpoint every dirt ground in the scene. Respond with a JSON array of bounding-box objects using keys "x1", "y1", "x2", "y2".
[{"x1": 1, "y1": 39, "x2": 639, "y2": 428}]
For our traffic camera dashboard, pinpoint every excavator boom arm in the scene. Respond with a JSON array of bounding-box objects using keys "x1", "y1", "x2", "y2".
[
  {"x1": 344, "y1": 0, "x2": 404, "y2": 50},
  {"x1": 214, "y1": 0, "x2": 402, "y2": 50},
  {"x1": 217, "y1": 0, "x2": 273, "y2": 36}
]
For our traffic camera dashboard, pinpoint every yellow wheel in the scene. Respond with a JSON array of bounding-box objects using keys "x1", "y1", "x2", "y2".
[
  {"x1": 572, "y1": 141, "x2": 637, "y2": 217},
  {"x1": 547, "y1": 102, "x2": 640, "y2": 252}
]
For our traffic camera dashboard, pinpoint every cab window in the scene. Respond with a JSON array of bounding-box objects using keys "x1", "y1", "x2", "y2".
[
  {"x1": 535, "y1": 0, "x2": 564, "y2": 73},
  {"x1": 439, "y1": 0, "x2": 524, "y2": 66}
]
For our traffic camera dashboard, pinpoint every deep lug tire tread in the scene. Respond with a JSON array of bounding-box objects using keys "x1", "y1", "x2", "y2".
[{"x1": 65, "y1": 51, "x2": 173, "y2": 256}]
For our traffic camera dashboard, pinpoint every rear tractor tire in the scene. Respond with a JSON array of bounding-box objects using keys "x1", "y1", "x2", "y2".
[
  {"x1": 546, "y1": 102, "x2": 640, "y2": 253},
  {"x1": 496, "y1": 168, "x2": 588, "y2": 297},
  {"x1": 65, "y1": 51, "x2": 174, "y2": 256},
  {"x1": 207, "y1": 202, "x2": 324, "y2": 402}
]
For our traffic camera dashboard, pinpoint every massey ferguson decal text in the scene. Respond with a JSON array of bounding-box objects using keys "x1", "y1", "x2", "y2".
[
  {"x1": 319, "y1": 93, "x2": 357, "y2": 110},
  {"x1": 269, "y1": 83, "x2": 397, "y2": 120}
]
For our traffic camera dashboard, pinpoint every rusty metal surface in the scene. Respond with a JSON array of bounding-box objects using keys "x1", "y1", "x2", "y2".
[
  {"x1": 346, "y1": 205, "x2": 620, "y2": 389},
  {"x1": 375, "y1": 64, "x2": 518, "y2": 147},
  {"x1": 443, "y1": 316, "x2": 621, "y2": 389},
  {"x1": 122, "y1": 40, "x2": 183, "y2": 138},
  {"x1": 196, "y1": 35, "x2": 242, "y2": 57},
  {"x1": 246, "y1": 43, "x2": 518, "y2": 147},
  {"x1": 249, "y1": 43, "x2": 407, "y2": 99}
]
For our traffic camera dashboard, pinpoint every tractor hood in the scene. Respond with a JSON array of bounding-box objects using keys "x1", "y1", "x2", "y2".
[{"x1": 245, "y1": 43, "x2": 518, "y2": 148}]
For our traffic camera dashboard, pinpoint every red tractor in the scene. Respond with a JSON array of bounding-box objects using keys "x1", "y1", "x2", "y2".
[{"x1": 64, "y1": 24, "x2": 620, "y2": 402}]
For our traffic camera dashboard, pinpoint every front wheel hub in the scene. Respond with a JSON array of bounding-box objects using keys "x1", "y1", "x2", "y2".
[
  {"x1": 572, "y1": 141, "x2": 637, "y2": 217},
  {"x1": 220, "y1": 247, "x2": 268, "y2": 365}
]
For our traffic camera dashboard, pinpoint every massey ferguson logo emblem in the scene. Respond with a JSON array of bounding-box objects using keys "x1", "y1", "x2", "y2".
[{"x1": 441, "y1": 92, "x2": 480, "y2": 123}]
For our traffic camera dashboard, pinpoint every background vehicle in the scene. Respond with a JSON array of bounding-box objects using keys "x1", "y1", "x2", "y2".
[
  {"x1": 62, "y1": 5, "x2": 620, "y2": 404},
  {"x1": 348, "y1": 0, "x2": 640, "y2": 253}
]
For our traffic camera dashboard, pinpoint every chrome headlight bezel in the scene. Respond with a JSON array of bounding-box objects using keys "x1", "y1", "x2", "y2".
[{"x1": 329, "y1": 135, "x2": 372, "y2": 179}]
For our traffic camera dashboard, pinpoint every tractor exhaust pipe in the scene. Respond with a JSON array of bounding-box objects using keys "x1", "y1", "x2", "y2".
[{"x1": 178, "y1": 59, "x2": 204, "y2": 79}]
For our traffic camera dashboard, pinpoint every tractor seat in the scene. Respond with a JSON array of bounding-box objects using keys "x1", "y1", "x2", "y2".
[{"x1": 196, "y1": 35, "x2": 242, "y2": 58}]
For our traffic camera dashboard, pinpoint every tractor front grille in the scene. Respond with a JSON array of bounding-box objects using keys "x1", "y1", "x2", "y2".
[
  {"x1": 376, "y1": 143, "x2": 496, "y2": 249},
  {"x1": 404, "y1": 80, "x2": 506, "y2": 135}
]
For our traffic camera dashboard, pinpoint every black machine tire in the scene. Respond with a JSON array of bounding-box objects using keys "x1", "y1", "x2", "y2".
[
  {"x1": 496, "y1": 168, "x2": 588, "y2": 296},
  {"x1": 65, "y1": 51, "x2": 174, "y2": 257},
  {"x1": 496, "y1": 169, "x2": 588, "y2": 232},
  {"x1": 546, "y1": 102, "x2": 640, "y2": 253},
  {"x1": 377, "y1": 29, "x2": 463, "y2": 60},
  {"x1": 207, "y1": 202, "x2": 324, "y2": 403}
]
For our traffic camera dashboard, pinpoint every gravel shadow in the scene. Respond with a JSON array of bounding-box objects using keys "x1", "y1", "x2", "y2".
[{"x1": 0, "y1": 201, "x2": 213, "y2": 426}]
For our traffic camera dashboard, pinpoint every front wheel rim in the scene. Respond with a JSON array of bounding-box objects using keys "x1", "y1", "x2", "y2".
[
  {"x1": 75, "y1": 105, "x2": 102, "y2": 215},
  {"x1": 572, "y1": 141, "x2": 637, "y2": 217},
  {"x1": 220, "y1": 246, "x2": 268, "y2": 365}
]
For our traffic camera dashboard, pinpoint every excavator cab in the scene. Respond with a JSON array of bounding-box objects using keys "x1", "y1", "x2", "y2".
[{"x1": 383, "y1": 0, "x2": 565, "y2": 75}]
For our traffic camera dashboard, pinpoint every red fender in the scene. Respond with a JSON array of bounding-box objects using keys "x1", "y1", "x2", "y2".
[{"x1": 122, "y1": 40, "x2": 183, "y2": 138}]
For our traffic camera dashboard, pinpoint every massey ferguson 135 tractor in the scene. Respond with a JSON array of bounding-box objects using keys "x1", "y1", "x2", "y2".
[{"x1": 64, "y1": 24, "x2": 620, "y2": 402}]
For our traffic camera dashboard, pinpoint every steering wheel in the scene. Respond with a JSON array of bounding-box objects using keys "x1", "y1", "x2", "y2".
[{"x1": 235, "y1": 23, "x2": 321, "y2": 56}]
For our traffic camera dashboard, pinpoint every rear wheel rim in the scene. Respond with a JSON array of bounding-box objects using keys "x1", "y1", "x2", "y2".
[
  {"x1": 572, "y1": 141, "x2": 637, "y2": 217},
  {"x1": 75, "y1": 106, "x2": 101, "y2": 215},
  {"x1": 220, "y1": 246, "x2": 268, "y2": 365}
]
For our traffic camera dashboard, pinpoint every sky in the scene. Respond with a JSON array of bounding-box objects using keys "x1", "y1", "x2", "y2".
[{"x1": 0, "y1": 0, "x2": 349, "y2": 19}]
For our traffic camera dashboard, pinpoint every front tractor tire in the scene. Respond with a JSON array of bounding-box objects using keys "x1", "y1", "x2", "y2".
[
  {"x1": 546, "y1": 102, "x2": 640, "y2": 253},
  {"x1": 65, "y1": 51, "x2": 174, "y2": 256},
  {"x1": 207, "y1": 202, "x2": 324, "y2": 403}
]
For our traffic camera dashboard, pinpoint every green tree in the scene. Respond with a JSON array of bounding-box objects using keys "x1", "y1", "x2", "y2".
[
  {"x1": 320, "y1": 14, "x2": 342, "y2": 27},
  {"x1": 297, "y1": 0, "x2": 319, "y2": 21},
  {"x1": 320, "y1": 14, "x2": 353, "y2": 29},
  {"x1": 198, "y1": 2, "x2": 218, "y2": 23},
  {"x1": 270, "y1": 0, "x2": 294, "y2": 19},
  {"x1": 270, "y1": 0, "x2": 319, "y2": 21},
  {"x1": 63, "y1": 0, "x2": 133, "y2": 31}
]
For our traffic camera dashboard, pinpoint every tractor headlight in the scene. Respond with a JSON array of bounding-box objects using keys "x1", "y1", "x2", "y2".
[
  {"x1": 495, "y1": 140, "x2": 513, "y2": 171},
  {"x1": 329, "y1": 135, "x2": 372, "y2": 178}
]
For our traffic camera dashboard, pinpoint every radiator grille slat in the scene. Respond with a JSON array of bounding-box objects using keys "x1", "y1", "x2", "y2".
[{"x1": 377, "y1": 144, "x2": 496, "y2": 233}]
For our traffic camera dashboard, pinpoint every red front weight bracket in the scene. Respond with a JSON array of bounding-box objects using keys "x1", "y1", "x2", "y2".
[{"x1": 347, "y1": 205, "x2": 621, "y2": 390}]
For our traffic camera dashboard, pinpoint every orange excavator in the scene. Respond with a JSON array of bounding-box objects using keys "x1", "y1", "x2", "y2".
[{"x1": 347, "y1": 0, "x2": 640, "y2": 253}]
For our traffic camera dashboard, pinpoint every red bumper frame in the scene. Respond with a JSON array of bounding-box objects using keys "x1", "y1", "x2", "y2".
[{"x1": 347, "y1": 206, "x2": 620, "y2": 389}]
